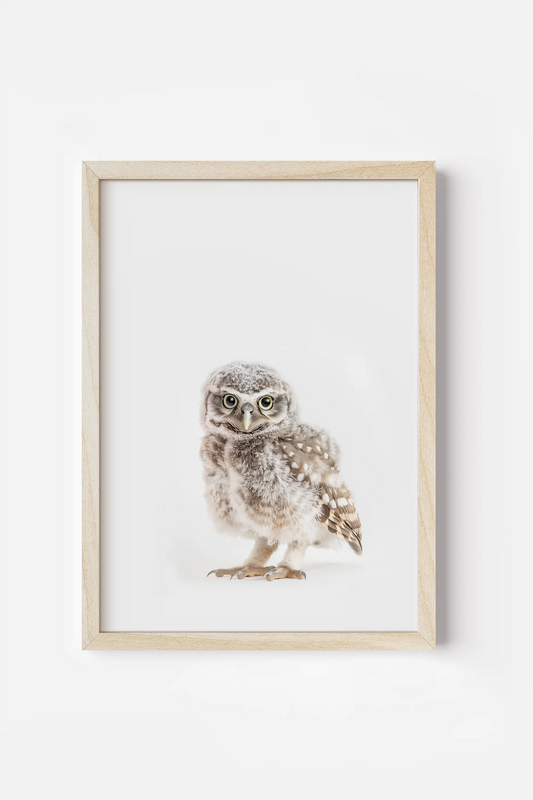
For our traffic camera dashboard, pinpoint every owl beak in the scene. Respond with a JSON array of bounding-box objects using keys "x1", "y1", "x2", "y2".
[{"x1": 241, "y1": 404, "x2": 254, "y2": 431}]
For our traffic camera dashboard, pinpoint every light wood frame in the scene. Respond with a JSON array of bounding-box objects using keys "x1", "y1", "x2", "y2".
[{"x1": 82, "y1": 161, "x2": 436, "y2": 651}]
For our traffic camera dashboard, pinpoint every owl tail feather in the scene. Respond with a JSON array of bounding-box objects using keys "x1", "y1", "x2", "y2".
[{"x1": 347, "y1": 534, "x2": 363, "y2": 556}]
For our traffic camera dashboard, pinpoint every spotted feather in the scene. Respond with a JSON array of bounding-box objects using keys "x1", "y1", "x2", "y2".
[
  {"x1": 318, "y1": 483, "x2": 362, "y2": 554},
  {"x1": 279, "y1": 432, "x2": 362, "y2": 555}
]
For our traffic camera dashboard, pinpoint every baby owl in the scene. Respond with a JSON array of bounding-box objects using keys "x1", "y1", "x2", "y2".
[{"x1": 201, "y1": 362, "x2": 362, "y2": 580}]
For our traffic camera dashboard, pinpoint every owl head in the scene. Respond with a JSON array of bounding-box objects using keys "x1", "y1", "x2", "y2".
[{"x1": 202, "y1": 362, "x2": 298, "y2": 438}]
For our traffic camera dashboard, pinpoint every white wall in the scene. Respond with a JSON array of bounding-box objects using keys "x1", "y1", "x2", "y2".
[{"x1": 1, "y1": 1, "x2": 531, "y2": 798}]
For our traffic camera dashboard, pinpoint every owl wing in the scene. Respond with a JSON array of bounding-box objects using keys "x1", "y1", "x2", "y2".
[{"x1": 279, "y1": 429, "x2": 362, "y2": 555}]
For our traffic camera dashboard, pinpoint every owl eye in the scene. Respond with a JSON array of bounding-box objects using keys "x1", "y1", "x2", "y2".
[
  {"x1": 223, "y1": 394, "x2": 237, "y2": 409},
  {"x1": 259, "y1": 396, "x2": 274, "y2": 411}
]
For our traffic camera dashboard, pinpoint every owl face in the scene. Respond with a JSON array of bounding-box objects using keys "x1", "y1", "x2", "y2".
[
  {"x1": 202, "y1": 362, "x2": 296, "y2": 438},
  {"x1": 206, "y1": 388, "x2": 289, "y2": 435}
]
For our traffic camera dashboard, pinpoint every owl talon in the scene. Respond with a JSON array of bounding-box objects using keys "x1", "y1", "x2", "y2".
[
  {"x1": 207, "y1": 566, "x2": 275, "y2": 579},
  {"x1": 265, "y1": 567, "x2": 306, "y2": 581}
]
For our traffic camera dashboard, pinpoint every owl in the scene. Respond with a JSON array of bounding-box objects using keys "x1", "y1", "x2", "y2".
[{"x1": 201, "y1": 362, "x2": 362, "y2": 580}]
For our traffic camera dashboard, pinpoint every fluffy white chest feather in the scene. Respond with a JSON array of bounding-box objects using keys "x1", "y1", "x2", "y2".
[{"x1": 224, "y1": 437, "x2": 321, "y2": 546}]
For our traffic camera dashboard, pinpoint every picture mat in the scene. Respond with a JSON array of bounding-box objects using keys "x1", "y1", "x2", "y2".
[{"x1": 100, "y1": 179, "x2": 418, "y2": 631}]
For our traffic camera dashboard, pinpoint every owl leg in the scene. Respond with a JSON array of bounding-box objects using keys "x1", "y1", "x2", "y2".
[
  {"x1": 265, "y1": 542, "x2": 307, "y2": 581},
  {"x1": 207, "y1": 538, "x2": 277, "y2": 579}
]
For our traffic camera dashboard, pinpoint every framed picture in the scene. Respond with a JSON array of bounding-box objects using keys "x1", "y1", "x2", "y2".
[{"x1": 82, "y1": 161, "x2": 435, "y2": 651}]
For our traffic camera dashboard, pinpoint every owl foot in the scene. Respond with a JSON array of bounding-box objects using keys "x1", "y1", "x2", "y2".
[
  {"x1": 207, "y1": 566, "x2": 276, "y2": 579},
  {"x1": 265, "y1": 567, "x2": 306, "y2": 581}
]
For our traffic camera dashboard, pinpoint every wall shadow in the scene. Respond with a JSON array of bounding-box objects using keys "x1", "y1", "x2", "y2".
[{"x1": 436, "y1": 170, "x2": 450, "y2": 645}]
